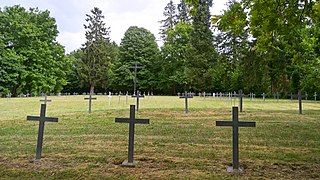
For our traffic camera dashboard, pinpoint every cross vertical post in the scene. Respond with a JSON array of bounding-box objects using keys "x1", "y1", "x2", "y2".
[
  {"x1": 314, "y1": 92, "x2": 317, "y2": 101},
  {"x1": 137, "y1": 90, "x2": 140, "y2": 111},
  {"x1": 239, "y1": 90, "x2": 243, "y2": 112},
  {"x1": 128, "y1": 105, "x2": 135, "y2": 163},
  {"x1": 298, "y1": 90, "x2": 302, "y2": 114},
  {"x1": 128, "y1": 62, "x2": 144, "y2": 96},
  {"x1": 126, "y1": 92, "x2": 129, "y2": 105},
  {"x1": 232, "y1": 107, "x2": 239, "y2": 170},
  {"x1": 185, "y1": 91, "x2": 188, "y2": 113}
]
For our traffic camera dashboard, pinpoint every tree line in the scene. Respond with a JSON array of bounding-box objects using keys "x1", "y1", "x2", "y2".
[{"x1": 1, "y1": 0, "x2": 319, "y2": 97}]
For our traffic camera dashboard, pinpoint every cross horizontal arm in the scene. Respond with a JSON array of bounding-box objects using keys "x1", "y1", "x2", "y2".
[
  {"x1": 216, "y1": 121, "x2": 256, "y2": 127},
  {"x1": 128, "y1": 66, "x2": 144, "y2": 69},
  {"x1": 115, "y1": 118, "x2": 150, "y2": 124},
  {"x1": 216, "y1": 121, "x2": 233, "y2": 126},
  {"x1": 40, "y1": 100, "x2": 52, "y2": 102},
  {"x1": 27, "y1": 116, "x2": 58, "y2": 122},
  {"x1": 131, "y1": 95, "x2": 145, "y2": 98},
  {"x1": 84, "y1": 98, "x2": 97, "y2": 100},
  {"x1": 239, "y1": 122, "x2": 256, "y2": 127},
  {"x1": 179, "y1": 96, "x2": 193, "y2": 98}
]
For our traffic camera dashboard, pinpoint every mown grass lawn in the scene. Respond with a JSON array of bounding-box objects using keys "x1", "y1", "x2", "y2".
[{"x1": 0, "y1": 95, "x2": 319, "y2": 179}]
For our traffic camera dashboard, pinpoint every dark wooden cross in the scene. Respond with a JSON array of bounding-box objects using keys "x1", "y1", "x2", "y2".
[
  {"x1": 233, "y1": 90, "x2": 243, "y2": 112},
  {"x1": 129, "y1": 62, "x2": 144, "y2": 96},
  {"x1": 39, "y1": 95, "x2": 52, "y2": 104},
  {"x1": 27, "y1": 104, "x2": 58, "y2": 160},
  {"x1": 298, "y1": 90, "x2": 304, "y2": 114},
  {"x1": 179, "y1": 91, "x2": 193, "y2": 113},
  {"x1": 84, "y1": 94, "x2": 97, "y2": 113},
  {"x1": 132, "y1": 90, "x2": 144, "y2": 111},
  {"x1": 126, "y1": 92, "x2": 129, "y2": 105},
  {"x1": 115, "y1": 105, "x2": 149, "y2": 167},
  {"x1": 216, "y1": 106, "x2": 256, "y2": 172}
]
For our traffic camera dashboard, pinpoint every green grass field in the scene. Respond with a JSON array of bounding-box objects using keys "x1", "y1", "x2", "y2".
[{"x1": 0, "y1": 95, "x2": 319, "y2": 179}]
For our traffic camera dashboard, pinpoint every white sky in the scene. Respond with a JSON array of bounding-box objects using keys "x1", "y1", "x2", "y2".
[{"x1": 0, "y1": 0, "x2": 228, "y2": 53}]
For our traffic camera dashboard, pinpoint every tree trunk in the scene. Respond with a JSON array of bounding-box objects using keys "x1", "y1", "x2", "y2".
[{"x1": 90, "y1": 85, "x2": 95, "y2": 95}]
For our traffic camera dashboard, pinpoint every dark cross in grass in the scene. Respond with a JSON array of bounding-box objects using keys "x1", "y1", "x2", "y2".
[
  {"x1": 27, "y1": 104, "x2": 58, "y2": 160},
  {"x1": 179, "y1": 91, "x2": 193, "y2": 113},
  {"x1": 233, "y1": 90, "x2": 243, "y2": 112},
  {"x1": 132, "y1": 90, "x2": 144, "y2": 111},
  {"x1": 216, "y1": 106, "x2": 256, "y2": 172},
  {"x1": 115, "y1": 105, "x2": 149, "y2": 167},
  {"x1": 39, "y1": 95, "x2": 51, "y2": 104},
  {"x1": 84, "y1": 94, "x2": 97, "y2": 113},
  {"x1": 129, "y1": 62, "x2": 144, "y2": 96},
  {"x1": 298, "y1": 90, "x2": 305, "y2": 114}
]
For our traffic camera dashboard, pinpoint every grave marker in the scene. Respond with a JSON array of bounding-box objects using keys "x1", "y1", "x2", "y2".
[
  {"x1": 118, "y1": 92, "x2": 121, "y2": 108},
  {"x1": 179, "y1": 91, "x2": 193, "y2": 113},
  {"x1": 314, "y1": 92, "x2": 317, "y2": 101},
  {"x1": 84, "y1": 94, "x2": 97, "y2": 113},
  {"x1": 237, "y1": 90, "x2": 243, "y2": 112},
  {"x1": 39, "y1": 95, "x2": 52, "y2": 104},
  {"x1": 216, "y1": 106, "x2": 256, "y2": 172},
  {"x1": 115, "y1": 105, "x2": 149, "y2": 167},
  {"x1": 136, "y1": 90, "x2": 144, "y2": 111},
  {"x1": 27, "y1": 104, "x2": 58, "y2": 160},
  {"x1": 129, "y1": 62, "x2": 144, "y2": 96},
  {"x1": 298, "y1": 90, "x2": 303, "y2": 114},
  {"x1": 108, "y1": 92, "x2": 112, "y2": 109},
  {"x1": 126, "y1": 91, "x2": 129, "y2": 105}
]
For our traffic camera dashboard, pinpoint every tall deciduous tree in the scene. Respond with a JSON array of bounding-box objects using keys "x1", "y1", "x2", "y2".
[
  {"x1": 250, "y1": 0, "x2": 314, "y2": 94},
  {"x1": 79, "y1": 7, "x2": 116, "y2": 94},
  {"x1": 0, "y1": 5, "x2": 68, "y2": 96},
  {"x1": 159, "y1": 0, "x2": 193, "y2": 94},
  {"x1": 112, "y1": 26, "x2": 160, "y2": 93}
]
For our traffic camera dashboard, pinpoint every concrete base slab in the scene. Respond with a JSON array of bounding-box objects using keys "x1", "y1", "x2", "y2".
[
  {"x1": 227, "y1": 166, "x2": 243, "y2": 173},
  {"x1": 121, "y1": 160, "x2": 139, "y2": 167}
]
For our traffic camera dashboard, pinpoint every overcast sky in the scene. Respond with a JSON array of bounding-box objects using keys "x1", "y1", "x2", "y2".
[{"x1": 0, "y1": 0, "x2": 227, "y2": 53}]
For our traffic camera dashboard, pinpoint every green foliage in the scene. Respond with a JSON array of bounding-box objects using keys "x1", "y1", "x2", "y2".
[
  {"x1": 0, "y1": 5, "x2": 68, "y2": 96},
  {"x1": 160, "y1": 21, "x2": 193, "y2": 94},
  {"x1": 185, "y1": 0, "x2": 216, "y2": 91},
  {"x1": 78, "y1": 7, "x2": 117, "y2": 94},
  {"x1": 112, "y1": 26, "x2": 160, "y2": 93},
  {"x1": 250, "y1": 0, "x2": 314, "y2": 94}
]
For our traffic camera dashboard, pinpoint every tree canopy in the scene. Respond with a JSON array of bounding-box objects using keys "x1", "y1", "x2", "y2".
[
  {"x1": 2, "y1": 1, "x2": 320, "y2": 97},
  {"x1": 0, "y1": 5, "x2": 68, "y2": 96}
]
